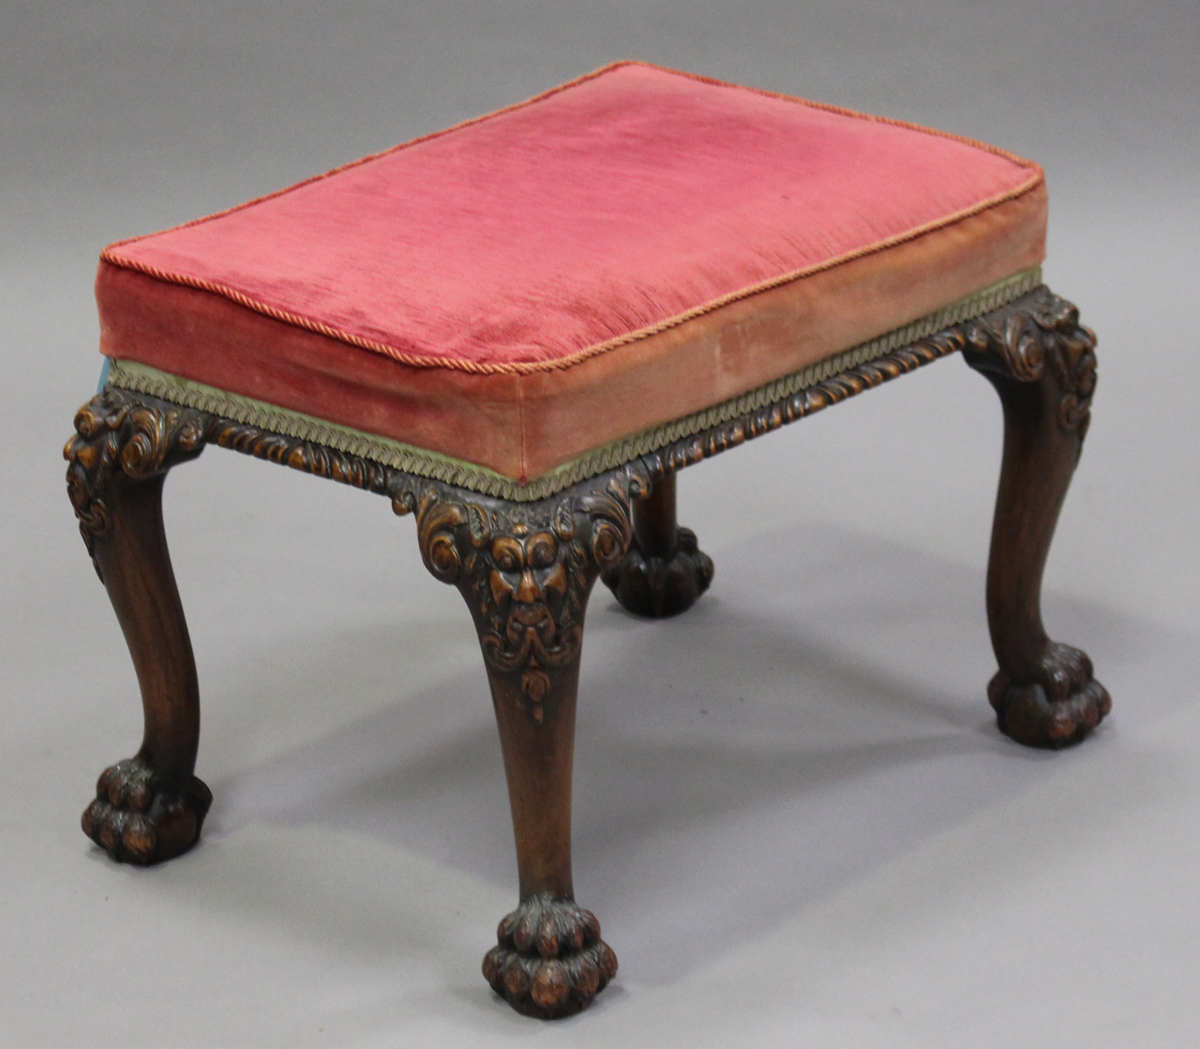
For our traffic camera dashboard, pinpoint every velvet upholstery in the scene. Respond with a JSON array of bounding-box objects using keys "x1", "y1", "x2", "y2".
[{"x1": 97, "y1": 61, "x2": 1047, "y2": 485}]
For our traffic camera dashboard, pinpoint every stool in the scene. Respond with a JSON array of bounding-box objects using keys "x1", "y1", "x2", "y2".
[{"x1": 65, "y1": 62, "x2": 1111, "y2": 1020}]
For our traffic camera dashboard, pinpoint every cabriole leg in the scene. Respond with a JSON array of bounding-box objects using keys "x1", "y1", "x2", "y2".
[
  {"x1": 66, "y1": 390, "x2": 212, "y2": 863},
  {"x1": 964, "y1": 289, "x2": 1112, "y2": 747},
  {"x1": 601, "y1": 472, "x2": 713, "y2": 618},
  {"x1": 479, "y1": 657, "x2": 616, "y2": 1019},
  {"x1": 407, "y1": 476, "x2": 641, "y2": 1017}
]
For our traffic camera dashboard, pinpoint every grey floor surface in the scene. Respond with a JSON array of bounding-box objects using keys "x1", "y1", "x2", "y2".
[{"x1": 3, "y1": 2, "x2": 1199, "y2": 1046}]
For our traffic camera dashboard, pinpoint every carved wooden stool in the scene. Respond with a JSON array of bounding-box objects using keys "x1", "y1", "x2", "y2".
[{"x1": 66, "y1": 62, "x2": 1110, "y2": 1019}]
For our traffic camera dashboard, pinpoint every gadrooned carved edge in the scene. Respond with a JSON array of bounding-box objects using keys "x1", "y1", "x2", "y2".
[
  {"x1": 80, "y1": 288, "x2": 1073, "y2": 516},
  {"x1": 632, "y1": 318, "x2": 968, "y2": 481},
  {"x1": 75, "y1": 287, "x2": 1075, "y2": 714},
  {"x1": 962, "y1": 286, "x2": 1097, "y2": 441},
  {"x1": 219, "y1": 413, "x2": 651, "y2": 723},
  {"x1": 482, "y1": 894, "x2": 618, "y2": 1019},
  {"x1": 66, "y1": 387, "x2": 651, "y2": 726},
  {"x1": 90, "y1": 285, "x2": 998, "y2": 508}
]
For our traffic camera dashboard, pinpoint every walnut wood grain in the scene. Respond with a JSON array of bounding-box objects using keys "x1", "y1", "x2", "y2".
[
  {"x1": 67, "y1": 284, "x2": 1111, "y2": 1018},
  {"x1": 601, "y1": 473, "x2": 714, "y2": 617},
  {"x1": 963, "y1": 288, "x2": 1111, "y2": 746},
  {"x1": 65, "y1": 392, "x2": 212, "y2": 862},
  {"x1": 405, "y1": 476, "x2": 640, "y2": 1016}
]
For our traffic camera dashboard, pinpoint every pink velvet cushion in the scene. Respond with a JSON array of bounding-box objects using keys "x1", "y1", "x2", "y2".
[{"x1": 98, "y1": 61, "x2": 1046, "y2": 483}]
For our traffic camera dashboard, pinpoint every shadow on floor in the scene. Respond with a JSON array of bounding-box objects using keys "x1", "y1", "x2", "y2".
[{"x1": 190, "y1": 520, "x2": 1179, "y2": 984}]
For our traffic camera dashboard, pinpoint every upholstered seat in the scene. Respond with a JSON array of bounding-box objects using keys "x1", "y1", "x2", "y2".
[{"x1": 98, "y1": 61, "x2": 1045, "y2": 495}]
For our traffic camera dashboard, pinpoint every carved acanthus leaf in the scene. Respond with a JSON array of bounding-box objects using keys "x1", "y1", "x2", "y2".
[
  {"x1": 964, "y1": 287, "x2": 1097, "y2": 435},
  {"x1": 412, "y1": 468, "x2": 644, "y2": 723},
  {"x1": 64, "y1": 390, "x2": 208, "y2": 566}
]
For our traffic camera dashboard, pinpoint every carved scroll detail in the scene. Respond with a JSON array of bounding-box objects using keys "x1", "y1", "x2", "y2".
[
  {"x1": 75, "y1": 285, "x2": 1082, "y2": 721},
  {"x1": 408, "y1": 471, "x2": 645, "y2": 723},
  {"x1": 86, "y1": 288, "x2": 1026, "y2": 523},
  {"x1": 963, "y1": 287, "x2": 1098, "y2": 437},
  {"x1": 64, "y1": 389, "x2": 207, "y2": 568},
  {"x1": 66, "y1": 388, "x2": 645, "y2": 711}
]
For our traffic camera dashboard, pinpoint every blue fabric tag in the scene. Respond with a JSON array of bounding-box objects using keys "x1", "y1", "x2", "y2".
[{"x1": 97, "y1": 357, "x2": 111, "y2": 394}]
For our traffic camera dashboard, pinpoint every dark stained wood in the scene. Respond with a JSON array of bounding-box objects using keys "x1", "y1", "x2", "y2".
[
  {"x1": 601, "y1": 473, "x2": 714, "y2": 617},
  {"x1": 66, "y1": 284, "x2": 1112, "y2": 1018},
  {"x1": 408, "y1": 479, "x2": 636, "y2": 1017},
  {"x1": 65, "y1": 392, "x2": 212, "y2": 862},
  {"x1": 107, "y1": 322, "x2": 971, "y2": 510},
  {"x1": 633, "y1": 469, "x2": 679, "y2": 560},
  {"x1": 635, "y1": 326, "x2": 967, "y2": 480},
  {"x1": 963, "y1": 288, "x2": 1111, "y2": 746},
  {"x1": 477, "y1": 666, "x2": 618, "y2": 1019}
]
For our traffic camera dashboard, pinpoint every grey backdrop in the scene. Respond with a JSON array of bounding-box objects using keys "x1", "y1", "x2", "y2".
[{"x1": 3, "y1": 2, "x2": 1198, "y2": 1046}]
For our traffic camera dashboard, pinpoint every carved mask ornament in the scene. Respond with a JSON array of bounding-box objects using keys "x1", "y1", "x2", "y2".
[{"x1": 414, "y1": 482, "x2": 637, "y2": 723}]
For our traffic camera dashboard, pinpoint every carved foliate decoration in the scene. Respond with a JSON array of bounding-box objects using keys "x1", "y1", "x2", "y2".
[
  {"x1": 64, "y1": 390, "x2": 207, "y2": 568},
  {"x1": 963, "y1": 287, "x2": 1098, "y2": 438},
  {"x1": 72, "y1": 288, "x2": 1037, "y2": 545},
  {"x1": 70, "y1": 285, "x2": 1085, "y2": 718},
  {"x1": 406, "y1": 473, "x2": 644, "y2": 722}
]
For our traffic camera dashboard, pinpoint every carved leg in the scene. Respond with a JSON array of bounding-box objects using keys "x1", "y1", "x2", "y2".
[
  {"x1": 66, "y1": 390, "x2": 212, "y2": 863},
  {"x1": 406, "y1": 475, "x2": 640, "y2": 1017},
  {"x1": 964, "y1": 289, "x2": 1112, "y2": 748},
  {"x1": 601, "y1": 472, "x2": 713, "y2": 617},
  {"x1": 479, "y1": 660, "x2": 616, "y2": 1019}
]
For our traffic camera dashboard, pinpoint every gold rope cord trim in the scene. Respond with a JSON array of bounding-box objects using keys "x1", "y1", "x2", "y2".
[{"x1": 107, "y1": 266, "x2": 1040, "y2": 501}]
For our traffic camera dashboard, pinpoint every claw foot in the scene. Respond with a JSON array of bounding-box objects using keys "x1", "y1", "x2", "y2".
[
  {"x1": 81, "y1": 755, "x2": 212, "y2": 864},
  {"x1": 482, "y1": 894, "x2": 618, "y2": 1019},
  {"x1": 602, "y1": 525, "x2": 714, "y2": 618},
  {"x1": 989, "y1": 642, "x2": 1112, "y2": 749}
]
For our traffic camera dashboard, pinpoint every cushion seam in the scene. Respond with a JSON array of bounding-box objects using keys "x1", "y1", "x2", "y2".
[
  {"x1": 103, "y1": 266, "x2": 1040, "y2": 500},
  {"x1": 99, "y1": 172, "x2": 1043, "y2": 377}
]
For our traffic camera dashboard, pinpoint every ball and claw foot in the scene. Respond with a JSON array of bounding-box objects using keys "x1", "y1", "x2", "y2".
[
  {"x1": 81, "y1": 755, "x2": 213, "y2": 865},
  {"x1": 990, "y1": 642, "x2": 1112, "y2": 749},
  {"x1": 482, "y1": 894, "x2": 618, "y2": 1019},
  {"x1": 602, "y1": 526, "x2": 714, "y2": 618}
]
